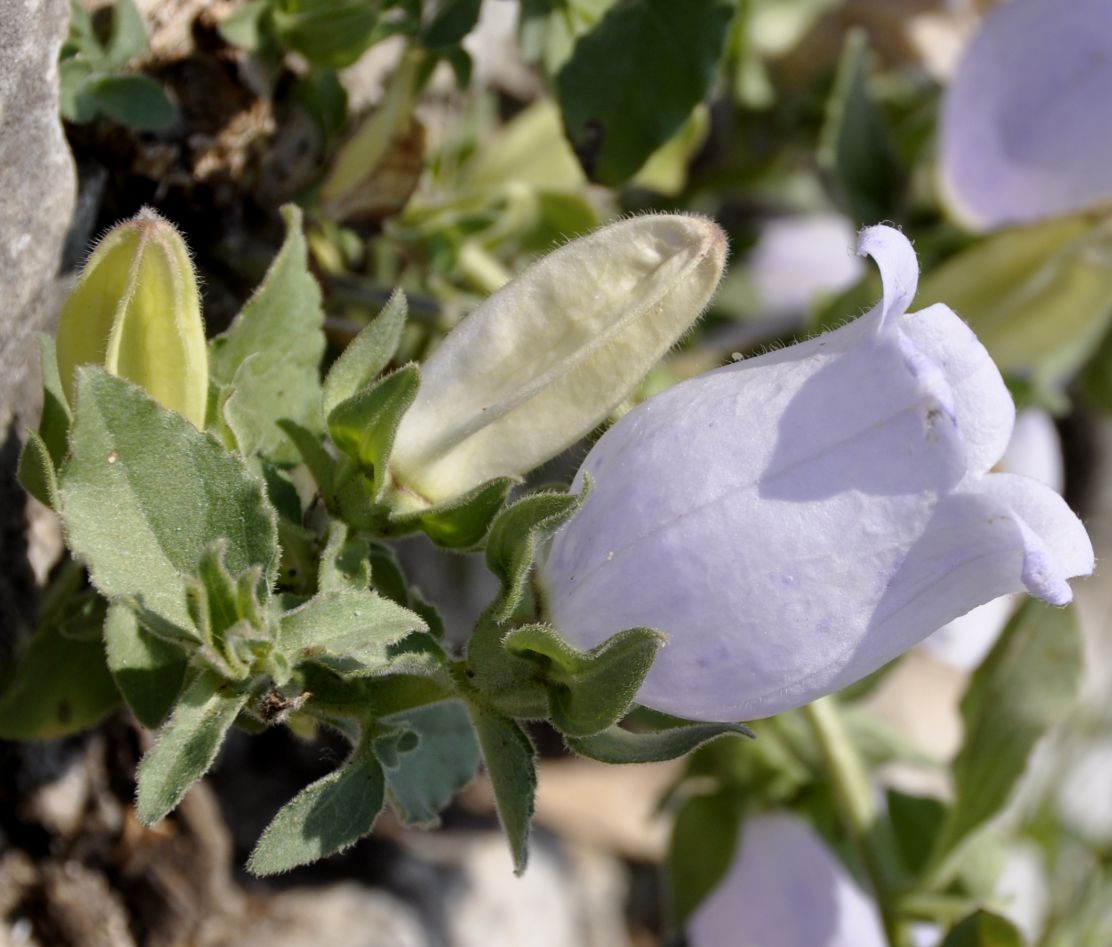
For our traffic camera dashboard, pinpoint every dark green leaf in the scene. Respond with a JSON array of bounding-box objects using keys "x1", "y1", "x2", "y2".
[
  {"x1": 136, "y1": 669, "x2": 251, "y2": 824},
  {"x1": 323, "y1": 289, "x2": 408, "y2": 416},
  {"x1": 210, "y1": 205, "x2": 326, "y2": 464},
  {"x1": 98, "y1": 0, "x2": 148, "y2": 70},
  {"x1": 555, "y1": 0, "x2": 735, "y2": 184},
  {"x1": 104, "y1": 603, "x2": 190, "y2": 729},
  {"x1": 941, "y1": 912, "x2": 1024, "y2": 947},
  {"x1": 388, "y1": 475, "x2": 514, "y2": 550},
  {"x1": 0, "y1": 594, "x2": 119, "y2": 740},
  {"x1": 818, "y1": 29, "x2": 902, "y2": 226},
  {"x1": 248, "y1": 741, "x2": 386, "y2": 874},
  {"x1": 277, "y1": 419, "x2": 336, "y2": 499},
  {"x1": 18, "y1": 429, "x2": 60, "y2": 509},
  {"x1": 668, "y1": 792, "x2": 744, "y2": 927},
  {"x1": 86, "y1": 74, "x2": 177, "y2": 131},
  {"x1": 273, "y1": 0, "x2": 384, "y2": 68},
  {"x1": 932, "y1": 601, "x2": 1081, "y2": 864},
  {"x1": 59, "y1": 370, "x2": 279, "y2": 634},
  {"x1": 422, "y1": 0, "x2": 483, "y2": 49},
  {"x1": 36, "y1": 335, "x2": 72, "y2": 468},
  {"x1": 329, "y1": 363, "x2": 420, "y2": 500},
  {"x1": 567, "y1": 720, "x2": 751, "y2": 764},
  {"x1": 293, "y1": 67, "x2": 349, "y2": 144},
  {"x1": 887, "y1": 790, "x2": 948, "y2": 880},
  {"x1": 485, "y1": 490, "x2": 580, "y2": 621},
  {"x1": 504, "y1": 624, "x2": 664, "y2": 736},
  {"x1": 278, "y1": 589, "x2": 427, "y2": 676},
  {"x1": 381, "y1": 701, "x2": 480, "y2": 826},
  {"x1": 467, "y1": 702, "x2": 536, "y2": 874}
]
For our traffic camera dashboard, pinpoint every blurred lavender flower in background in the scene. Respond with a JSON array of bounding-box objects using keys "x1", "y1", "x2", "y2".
[
  {"x1": 939, "y1": 0, "x2": 1112, "y2": 229},
  {"x1": 539, "y1": 225, "x2": 1093, "y2": 721},
  {"x1": 687, "y1": 813, "x2": 886, "y2": 947}
]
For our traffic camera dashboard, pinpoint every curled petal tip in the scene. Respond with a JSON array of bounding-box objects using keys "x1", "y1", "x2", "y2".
[{"x1": 857, "y1": 225, "x2": 919, "y2": 326}]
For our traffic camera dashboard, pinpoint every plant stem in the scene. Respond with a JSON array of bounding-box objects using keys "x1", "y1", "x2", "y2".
[{"x1": 804, "y1": 696, "x2": 908, "y2": 947}]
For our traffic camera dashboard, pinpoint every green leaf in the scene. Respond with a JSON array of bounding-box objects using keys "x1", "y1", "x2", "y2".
[
  {"x1": 59, "y1": 370, "x2": 279, "y2": 634},
  {"x1": 941, "y1": 912, "x2": 1024, "y2": 947},
  {"x1": 278, "y1": 589, "x2": 426, "y2": 676},
  {"x1": 555, "y1": 0, "x2": 735, "y2": 184},
  {"x1": 218, "y1": 0, "x2": 272, "y2": 51},
  {"x1": 272, "y1": 0, "x2": 384, "y2": 69},
  {"x1": 388, "y1": 475, "x2": 514, "y2": 550},
  {"x1": 277, "y1": 419, "x2": 336, "y2": 499},
  {"x1": 210, "y1": 205, "x2": 325, "y2": 464},
  {"x1": 381, "y1": 701, "x2": 480, "y2": 826},
  {"x1": 248, "y1": 741, "x2": 386, "y2": 875},
  {"x1": 85, "y1": 74, "x2": 177, "y2": 131},
  {"x1": 136, "y1": 668, "x2": 251, "y2": 824},
  {"x1": 485, "y1": 490, "x2": 581, "y2": 621},
  {"x1": 504, "y1": 624, "x2": 664, "y2": 737},
  {"x1": 97, "y1": 0, "x2": 149, "y2": 70},
  {"x1": 932, "y1": 601, "x2": 1082, "y2": 866},
  {"x1": 887, "y1": 790, "x2": 948, "y2": 880},
  {"x1": 464, "y1": 610, "x2": 550, "y2": 719},
  {"x1": 668, "y1": 792, "x2": 744, "y2": 927},
  {"x1": 18, "y1": 429, "x2": 60, "y2": 509},
  {"x1": 917, "y1": 217, "x2": 1112, "y2": 399},
  {"x1": 104, "y1": 603, "x2": 190, "y2": 729},
  {"x1": 36, "y1": 335, "x2": 72, "y2": 467},
  {"x1": 328, "y1": 363, "x2": 420, "y2": 500},
  {"x1": 319, "y1": 522, "x2": 372, "y2": 592},
  {"x1": 323, "y1": 289, "x2": 408, "y2": 417},
  {"x1": 566, "y1": 720, "x2": 751, "y2": 764},
  {"x1": 422, "y1": 0, "x2": 483, "y2": 49},
  {"x1": 466, "y1": 702, "x2": 536, "y2": 874},
  {"x1": 0, "y1": 593, "x2": 119, "y2": 740},
  {"x1": 818, "y1": 29, "x2": 902, "y2": 226}
]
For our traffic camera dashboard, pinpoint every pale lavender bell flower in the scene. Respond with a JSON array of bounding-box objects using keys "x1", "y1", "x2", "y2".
[
  {"x1": 939, "y1": 0, "x2": 1112, "y2": 229},
  {"x1": 687, "y1": 813, "x2": 886, "y2": 947},
  {"x1": 537, "y1": 225, "x2": 1093, "y2": 722}
]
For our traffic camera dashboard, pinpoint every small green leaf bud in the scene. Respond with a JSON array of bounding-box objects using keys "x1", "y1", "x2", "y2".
[{"x1": 56, "y1": 207, "x2": 208, "y2": 427}]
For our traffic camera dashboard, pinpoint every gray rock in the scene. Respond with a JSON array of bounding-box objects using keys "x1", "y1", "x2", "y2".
[{"x1": 0, "y1": 0, "x2": 76, "y2": 664}]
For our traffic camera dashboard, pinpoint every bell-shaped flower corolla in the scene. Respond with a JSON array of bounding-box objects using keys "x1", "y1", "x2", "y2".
[
  {"x1": 687, "y1": 812, "x2": 886, "y2": 947},
  {"x1": 388, "y1": 215, "x2": 726, "y2": 506},
  {"x1": 537, "y1": 225, "x2": 1093, "y2": 722},
  {"x1": 939, "y1": 0, "x2": 1112, "y2": 229}
]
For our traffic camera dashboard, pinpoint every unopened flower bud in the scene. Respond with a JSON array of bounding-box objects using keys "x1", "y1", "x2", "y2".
[
  {"x1": 56, "y1": 208, "x2": 208, "y2": 427},
  {"x1": 389, "y1": 214, "x2": 727, "y2": 506}
]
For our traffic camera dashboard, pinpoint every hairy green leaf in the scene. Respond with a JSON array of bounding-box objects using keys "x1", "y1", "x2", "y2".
[
  {"x1": 566, "y1": 720, "x2": 751, "y2": 763},
  {"x1": 248, "y1": 742, "x2": 386, "y2": 875},
  {"x1": 85, "y1": 74, "x2": 176, "y2": 131},
  {"x1": 210, "y1": 205, "x2": 325, "y2": 464},
  {"x1": 388, "y1": 475, "x2": 514, "y2": 550},
  {"x1": 18, "y1": 428, "x2": 60, "y2": 510},
  {"x1": 104, "y1": 603, "x2": 190, "y2": 729},
  {"x1": 136, "y1": 668, "x2": 251, "y2": 824},
  {"x1": 323, "y1": 289, "x2": 408, "y2": 416},
  {"x1": 59, "y1": 370, "x2": 279, "y2": 634}
]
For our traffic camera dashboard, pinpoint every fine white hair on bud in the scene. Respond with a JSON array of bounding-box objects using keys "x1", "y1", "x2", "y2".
[{"x1": 388, "y1": 213, "x2": 727, "y2": 506}]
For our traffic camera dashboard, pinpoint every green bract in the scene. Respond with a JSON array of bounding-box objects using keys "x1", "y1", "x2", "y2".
[{"x1": 56, "y1": 207, "x2": 208, "y2": 428}]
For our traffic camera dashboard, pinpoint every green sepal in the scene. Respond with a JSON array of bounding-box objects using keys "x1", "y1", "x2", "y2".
[
  {"x1": 328, "y1": 363, "x2": 420, "y2": 502},
  {"x1": 247, "y1": 737, "x2": 387, "y2": 875},
  {"x1": 667, "y1": 791, "x2": 745, "y2": 928},
  {"x1": 504, "y1": 624, "x2": 665, "y2": 737},
  {"x1": 465, "y1": 700, "x2": 537, "y2": 875},
  {"x1": 323, "y1": 288, "x2": 408, "y2": 416},
  {"x1": 17, "y1": 428, "x2": 60, "y2": 509},
  {"x1": 940, "y1": 912, "x2": 1024, "y2": 947},
  {"x1": 209, "y1": 204, "x2": 325, "y2": 464},
  {"x1": 386, "y1": 475, "x2": 515, "y2": 551},
  {"x1": 58, "y1": 368, "x2": 280, "y2": 636},
  {"x1": 0, "y1": 591, "x2": 119, "y2": 740},
  {"x1": 566, "y1": 719, "x2": 752, "y2": 764},
  {"x1": 104, "y1": 603, "x2": 190, "y2": 729},
  {"x1": 485, "y1": 489, "x2": 581, "y2": 622},
  {"x1": 380, "y1": 700, "x2": 480, "y2": 827},
  {"x1": 277, "y1": 588, "x2": 427, "y2": 677},
  {"x1": 136, "y1": 668, "x2": 252, "y2": 825},
  {"x1": 462, "y1": 609, "x2": 549, "y2": 720},
  {"x1": 927, "y1": 600, "x2": 1081, "y2": 875}
]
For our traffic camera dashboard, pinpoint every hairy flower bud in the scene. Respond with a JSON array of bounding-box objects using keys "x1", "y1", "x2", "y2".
[
  {"x1": 538, "y1": 225, "x2": 1094, "y2": 722},
  {"x1": 56, "y1": 208, "x2": 207, "y2": 427},
  {"x1": 388, "y1": 214, "x2": 727, "y2": 506}
]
